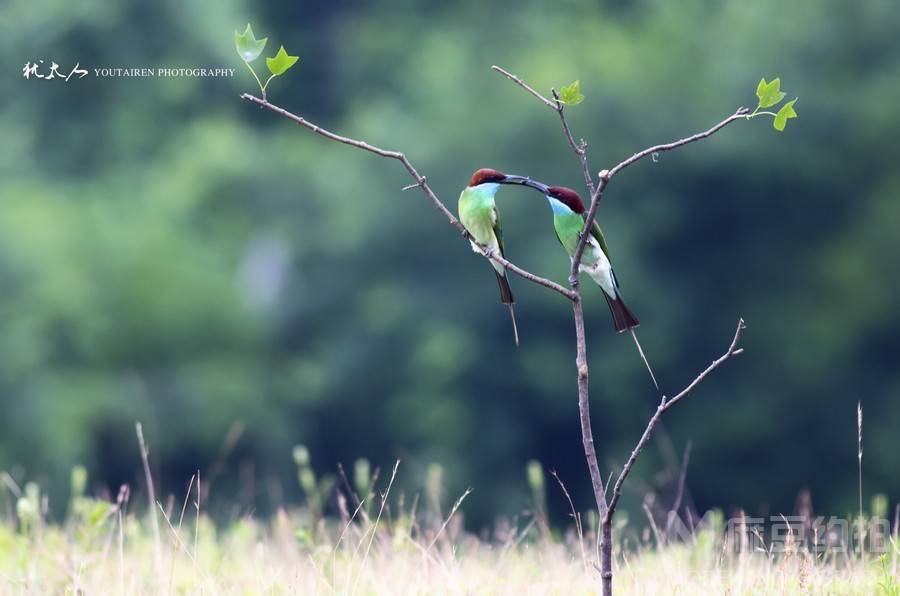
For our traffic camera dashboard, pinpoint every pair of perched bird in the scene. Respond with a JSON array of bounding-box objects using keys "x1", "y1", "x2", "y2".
[{"x1": 458, "y1": 167, "x2": 656, "y2": 386}]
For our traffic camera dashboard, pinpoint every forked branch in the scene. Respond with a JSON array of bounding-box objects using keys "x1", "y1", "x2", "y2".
[
  {"x1": 605, "y1": 318, "x2": 746, "y2": 521},
  {"x1": 491, "y1": 66, "x2": 595, "y2": 195},
  {"x1": 572, "y1": 107, "x2": 749, "y2": 273}
]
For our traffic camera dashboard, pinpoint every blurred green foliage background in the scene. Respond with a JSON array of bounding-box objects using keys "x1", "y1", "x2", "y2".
[{"x1": 1, "y1": 0, "x2": 898, "y2": 525}]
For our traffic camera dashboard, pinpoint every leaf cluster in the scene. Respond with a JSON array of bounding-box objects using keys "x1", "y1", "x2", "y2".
[
  {"x1": 235, "y1": 24, "x2": 300, "y2": 99},
  {"x1": 754, "y1": 77, "x2": 798, "y2": 131}
]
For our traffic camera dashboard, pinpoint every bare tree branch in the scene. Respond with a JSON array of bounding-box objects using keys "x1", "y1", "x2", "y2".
[
  {"x1": 572, "y1": 107, "x2": 749, "y2": 285},
  {"x1": 490, "y1": 65, "x2": 557, "y2": 109},
  {"x1": 606, "y1": 108, "x2": 750, "y2": 182},
  {"x1": 481, "y1": 247, "x2": 577, "y2": 300},
  {"x1": 604, "y1": 318, "x2": 746, "y2": 522},
  {"x1": 661, "y1": 319, "x2": 746, "y2": 412},
  {"x1": 551, "y1": 88, "x2": 596, "y2": 196},
  {"x1": 239, "y1": 93, "x2": 577, "y2": 301},
  {"x1": 491, "y1": 66, "x2": 595, "y2": 194}
]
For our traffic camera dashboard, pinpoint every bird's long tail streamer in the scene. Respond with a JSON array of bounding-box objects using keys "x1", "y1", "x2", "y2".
[
  {"x1": 508, "y1": 304, "x2": 520, "y2": 348},
  {"x1": 630, "y1": 328, "x2": 659, "y2": 392}
]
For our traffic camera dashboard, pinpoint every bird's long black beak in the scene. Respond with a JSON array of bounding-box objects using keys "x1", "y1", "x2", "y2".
[{"x1": 502, "y1": 174, "x2": 550, "y2": 194}]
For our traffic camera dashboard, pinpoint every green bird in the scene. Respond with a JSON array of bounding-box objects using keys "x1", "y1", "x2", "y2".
[
  {"x1": 537, "y1": 185, "x2": 658, "y2": 389},
  {"x1": 458, "y1": 168, "x2": 545, "y2": 346}
]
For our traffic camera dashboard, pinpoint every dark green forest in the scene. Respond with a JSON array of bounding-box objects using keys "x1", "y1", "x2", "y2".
[{"x1": 2, "y1": 0, "x2": 898, "y2": 526}]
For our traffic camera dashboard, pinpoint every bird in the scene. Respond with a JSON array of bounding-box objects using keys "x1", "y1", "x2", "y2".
[
  {"x1": 458, "y1": 168, "x2": 546, "y2": 346},
  {"x1": 537, "y1": 185, "x2": 658, "y2": 389}
]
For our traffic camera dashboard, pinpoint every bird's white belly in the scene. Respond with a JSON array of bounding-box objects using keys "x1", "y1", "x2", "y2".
[{"x1": 579, "y1": 243, "x2": 616, "y2": 297}]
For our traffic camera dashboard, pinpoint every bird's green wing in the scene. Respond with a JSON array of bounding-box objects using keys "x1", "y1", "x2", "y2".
[
  {"x1": 492, "y1": 205, "x2": 507, "y2": 258},
  {"x1": 588, "y1": 217, "x2": 611, "y2": 258}
]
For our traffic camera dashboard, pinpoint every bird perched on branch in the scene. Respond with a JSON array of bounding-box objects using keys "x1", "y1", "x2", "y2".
[
  {"x1": 532, "y1": 184, "x2": 657, "y2": 389},
  {"x1": 542, "y1": 186, "x2": 638, "y2": 331},
  {"x1": 458, "y1": 168, "x2": 546, "y2": 346}
]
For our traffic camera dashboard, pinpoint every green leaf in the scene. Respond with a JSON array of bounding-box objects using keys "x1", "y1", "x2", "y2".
[
  {"x1": 756, "y1": 77, "x2": 786, "y2": 109},
  {"x1": 266, "y1": 45, "x2": 300, "y2": 76},
  {"x1": 559, "y1": 80, "x2": 584, "y2": 106},
  {"x1": 234, "y1": 24, "x2": 267, "y2": 62},
  {"x1": 773, "y1": 98, "x2": 798, "y2": 131}
]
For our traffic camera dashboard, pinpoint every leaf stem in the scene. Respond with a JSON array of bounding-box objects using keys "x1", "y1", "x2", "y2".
[
  {"x1": 261, "y1": 74, "x2": 277, "y2": 95},
  {"x1": 243, "y1": 62, "x2": 265, "y2": 97},
  {"x1": 746, "y1": 108, "x2": 778, "y2": 120}
]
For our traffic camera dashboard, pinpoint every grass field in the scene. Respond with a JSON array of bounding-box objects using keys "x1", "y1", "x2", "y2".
[
  {"x1": 0, "y1": 520, "x2": 893, "y2": 594},
  {"x1": 1, "y1": 459, "x2": 897, "y2": 595}
]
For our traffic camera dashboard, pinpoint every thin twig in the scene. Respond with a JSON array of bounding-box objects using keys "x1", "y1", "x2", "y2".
[
  {"x1": 167, "y1": 474, "x2": 196, "y2": 595},
  {"x1": 336, "y1": 463, "x2": 369, "y2": 524},
  {"x1": 492, "y1": 66, "x2": 595, "y2": 194},
  {"x1": 551, "y1": 88, "x2": 595, "y2": 196},
  {"x1": 665, "y1": 441, "x2": 692, "y2": 538},
  {"x1": 426, "y1": 487, "x2": 474, "y2": 552},
  {"x1": 483, "y1": 246, "x2": 576, "y2": 299},
  {"x1": 606, "y1": 108, "x2": 750, "y2": 182},
  {"x1": 490, "y1": 65, "x2": 557, "y2": 108},
  {"x1": 116, "y1": 484, "x2": 129, "y2": 594},
  {"x1": 353, "y1": 461, "x2": 399, "y2": 593},
  {"x1": 135, "y1": 422, "x2": 162, "y2": 572},
  {"x1": 572, "y1": 108, "x2": 749, "y2": 280},
  {"x1": 605, "y1": 319, "x2": 746, "y2": 522},
  {"x1": 240, "y1": 93, "x2": 576, "y2": 301},
  {"x1": 332, "y1": 496, "x2": 368, "y2": 558},
  {"x1": 200, "y1": 422, "x2": 243, "y2": 502},
  {"x1": 642, "y1": 500, "x2": 663, "y2": 548},
  {"x1": 193, "y1": 470, "x2": 200, "y2": 575},
  {"x1": 157, "y1": 501, "x2": 214, "y2": 589},
  {"x1": 661, "y1": 318, "x2": 746, "y2": 413},
  {"x1": 858, "y1": 401, "x2": 864, "y2": 552},
  {"x1": 550, "y1": 469, "x2": 587, "y2": 570}
]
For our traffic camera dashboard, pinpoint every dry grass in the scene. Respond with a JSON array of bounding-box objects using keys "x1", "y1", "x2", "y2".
[
  {"x1": 0, "y1": 517, "x2": 891, "y2": 594},
  {"x1": 1, "y1": 468, "x2": 896, "y2": 595},
  {"x1": 1, "y1": 422, "x2": 895, "y2": 595}
]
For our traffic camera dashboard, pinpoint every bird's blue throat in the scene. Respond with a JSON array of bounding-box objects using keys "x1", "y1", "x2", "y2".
[
  {"x1": 471, "y1": 182, "x2": 501, "y2": 198},
  {"x1": 547, "y1": 196, "x2": 576, "y2": 216}
]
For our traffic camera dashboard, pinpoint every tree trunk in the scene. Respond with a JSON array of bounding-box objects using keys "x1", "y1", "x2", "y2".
[{"x1": 600, "y1": 517, "x2": 613, "y2": 595}]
